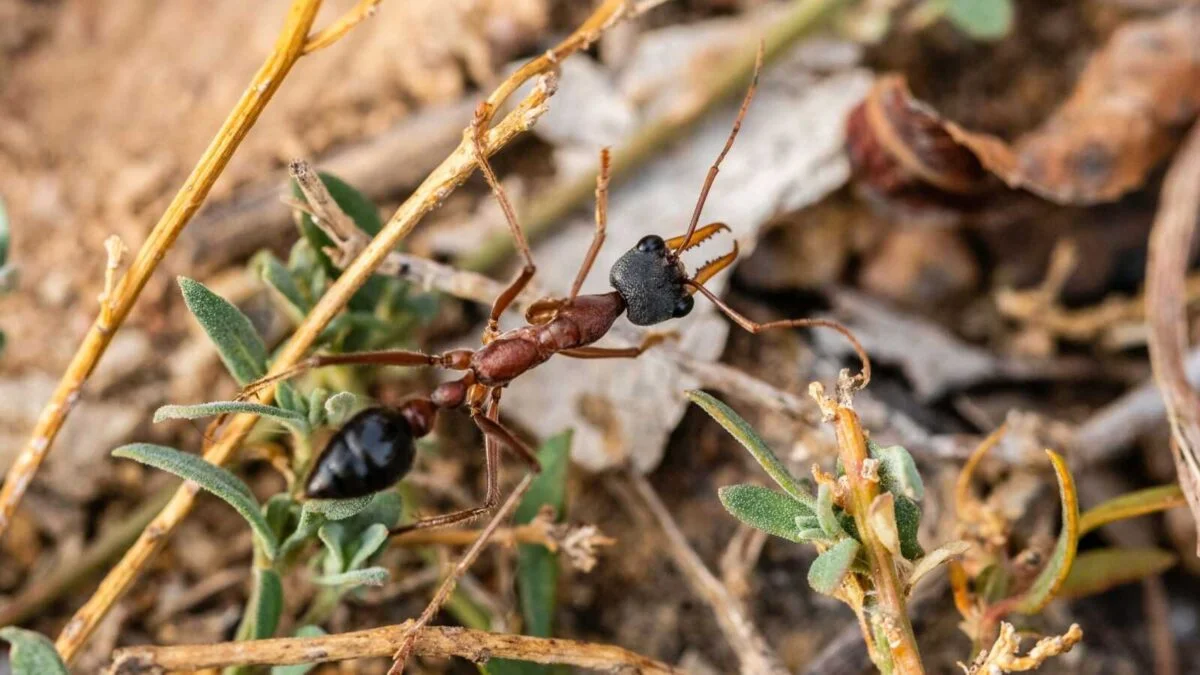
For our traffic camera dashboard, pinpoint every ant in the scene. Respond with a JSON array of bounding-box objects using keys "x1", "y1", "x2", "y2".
[{"x1": 239, "y1": 48, "x2": 870, "y2": 535}]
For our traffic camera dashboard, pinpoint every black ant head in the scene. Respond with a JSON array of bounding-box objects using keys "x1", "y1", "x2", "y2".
[{"x1": 609, "y1": 223, "x2": 738, "y2": 326}]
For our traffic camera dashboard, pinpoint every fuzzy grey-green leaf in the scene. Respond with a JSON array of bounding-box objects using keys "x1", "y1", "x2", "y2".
[
  {"x1": 0, "y1": 627, "x2": 68, "y2": 675},
  {"x1": 154, "y1": 401, "x2": 309, "y2": 434},
  {"x1": 323, "y1": 391, "x2": 358, "y2": 427},
  {"x1": 687, "y1": 391, "x2": 814, "y2": 508},
  {"x1": 816, "y1": 483, "x2": 844, "y2": 538},
  {"x1": 113, "y1": 444, "x2": 278, "y2": 559},
  {"x1": 808, "y1": 538, "x2": 860, "y2": 595},
  {"x1": 718, "y1": 484, "x2": 814, "y2": 543},
  {"x1": 894, "y1": 494, "x2": 925, "y2": 561},
  {"x1": 303, "y1": 494, "x2": 375, "y2": 521},
  {"x1": 347, "y1": 523, "x2": 391, "y2": 571},
  {"x1": 254, "y1": 251, "x2": 310, "y2": 319},
  {"x1": 313, "y1": 566, "x2": 389, "y2": 588},
  {"x1": 178, "y1": 277, "x2": 268, "y2": 385},
  {"x1": 869, "y1": 441, "x2": 924, "y2": 502}
]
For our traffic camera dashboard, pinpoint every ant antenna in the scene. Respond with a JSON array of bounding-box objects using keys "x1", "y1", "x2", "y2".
[
  {"x1": 671, "y1": 41, "x2": 765, "y2": 260},
  {"x1": 686, "y1": 279, "x2": 873, "y2": 389}
]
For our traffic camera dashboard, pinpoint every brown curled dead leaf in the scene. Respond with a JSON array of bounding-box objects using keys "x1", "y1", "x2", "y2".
[{"x1": 847, "y1": 7, "x2": 1200, "y2": 206}]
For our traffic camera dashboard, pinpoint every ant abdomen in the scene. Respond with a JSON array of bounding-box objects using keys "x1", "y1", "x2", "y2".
[{"x1": 305, "y1": 406, "x2": 420, "y2": 500}]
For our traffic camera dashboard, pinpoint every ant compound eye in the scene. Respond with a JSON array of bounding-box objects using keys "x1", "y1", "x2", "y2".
[
  {"x1": 637, "y1": 235, "x2": 666, "y2": 254},
  {"x1": 672, "y1": 294, "x2": 694, "y2": 318}
]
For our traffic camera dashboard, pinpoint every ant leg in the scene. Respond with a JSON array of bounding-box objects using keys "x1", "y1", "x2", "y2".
[
  {"x1": 671, "y1": 43, "x2": 763, "y2": 259},
  {"x1": 240, "y1": 349, "x2": 472, "y2": 400},
  {"x1": 568, "y1": 148, "x2": 612, "y2": 302},
  {"x1": 687, "y1": 280, "x2": 872, "y2": 388},
  {"x1": 472, "y1": 410, "x2": 542, "y2": 471},
  {"x1": 561, "y1": 331, "x2": 675, "y2": 359},
  {"x1": 473, "y1": 103, "x2": 536, "y2": 339},
  {"x1": 389, "y1": 393, "x2": 504, "y2": 536}
]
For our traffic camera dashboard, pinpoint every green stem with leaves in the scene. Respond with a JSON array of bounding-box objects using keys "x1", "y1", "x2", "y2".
[{"x1": 834, "y1": 405, "x2": 924, "y2": 675}]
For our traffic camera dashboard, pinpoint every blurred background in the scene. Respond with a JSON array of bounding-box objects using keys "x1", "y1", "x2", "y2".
[{"x1": 1, "y1": 0, "x2": 1199, "y2": 672}]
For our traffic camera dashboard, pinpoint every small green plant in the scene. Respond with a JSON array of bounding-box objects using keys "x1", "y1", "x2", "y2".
[
  {"x1": 0, "y1": 175, "x2": 439, "y2": 675},
  {"x1": 689, "y1": 375, "x2": 1186, "y2": 675}
]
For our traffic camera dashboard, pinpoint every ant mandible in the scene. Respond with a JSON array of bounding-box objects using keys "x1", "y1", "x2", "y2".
[{"x1": 239, "y1": 47, "x2": 870, "y2": 535}]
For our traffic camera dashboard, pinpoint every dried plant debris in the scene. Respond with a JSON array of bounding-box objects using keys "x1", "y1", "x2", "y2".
[
  {"x1": 848, "y1": 7, "x2": 1200, "y2": 206},
  {"x1": 959, "y1": 622, "x2": 1082, "y2": 674}
]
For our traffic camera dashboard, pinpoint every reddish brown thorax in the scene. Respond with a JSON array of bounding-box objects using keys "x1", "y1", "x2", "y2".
[{"x1": 469, "y1": 292, "x2": 625, "y2": 387}]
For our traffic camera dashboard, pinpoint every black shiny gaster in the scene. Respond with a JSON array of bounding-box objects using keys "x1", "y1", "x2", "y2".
[{"x1": 305, "y1": 407, "x2": 416, "y2": 499}]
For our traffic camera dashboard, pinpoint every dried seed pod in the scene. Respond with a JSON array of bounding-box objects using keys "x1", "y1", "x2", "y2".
[
  {"x1": 849, "y1": 7, "x2": 1200, "y2": 207},
  {"x1": 846, "y1": 74, "x2": 988, "y2": 199}
]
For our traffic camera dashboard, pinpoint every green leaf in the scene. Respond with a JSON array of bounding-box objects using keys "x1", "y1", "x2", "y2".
[
  {"x1": 816, "y1": 483, "x2": 844, "y2": 539},
  {"x1": 264, "y1": 494, "x2": 299, "y2": 543},
  {"x1": 0, "y1": 627, "x2": 68, "y2": 675},
  {"x1": 154, "y1": 401, "x2": 309, "y2": 435},
  {"x1": 303, "y1": 494, "x2": 376, "y2": 521},
  {"x1": 515, "y1": 432, "x2": 572, "y2": 639},
  {"x1": 313, "y1": 566, "x2": 390, "y2": 588},
  {"x1": 270, "y1": 626, "x2": 327, "y2": 675},
  {"x1": 241, "y1": 568, "x2": 284, "y2": 639},
  {"x1": 808, "y1": 538, "x2": 861, "y2": 595},
  {"x1": 894, "y1": 495, "x2": 924, "y2": 561},
  {"x1": 1015, "y1": 450, "x2": 1079, "y2": 614},
  {"x1": 323, "y1": 391, "x2": 358, "y2": 428},
  {"x1": 253, "y1": 250, "x2": 310, "y2": 319},
  {"x1": 227, "y1": 569, "x2": 284, "y2": 675},
  {"x1": 1079, "y1": 484, "x2": 1186, "y2": 537},
  {"x1": 317, "y1": 522, "x2": 349, "y2": 572},
  {"x1": 945, "y1": 0, "x2": 1013, "y2": 40},
  {"x1": 687, "y1": 391, "x2": 814, "y2": 508},
  {"x1": 718, "y1": 484, "x2": 814, "y2": 543},
  {"x1": 869, "y1": 441, "x2": 924, "y2": 502},
  {"x1": 1058, "y1": 548, "x2": 1177, "y2": 600},
  {"x1": 342, "y1": 490, "x2": 404, "y2": 532},
  {"x1": 347, "y1": 523, "x2": 391, "y2": 571},
  {"x1": 178, "y1": 277, "x2": 268, "y2": 385},
  {"x1": 113, "y1": 444, "x2": 278, "y2": 559}
]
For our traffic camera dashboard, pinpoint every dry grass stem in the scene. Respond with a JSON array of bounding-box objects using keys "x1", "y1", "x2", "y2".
[
  {"x1": 53, "y1": 0, "x2": 636, "y2": 663},
  {"x1": 108, "y1": 621, "x2": 682, "y2": 674},
  {"x1": 1145, "y1": 120, "x2": 1200, "y2": 554},
  {"x1": 0, "y1": 0, "x2": 326, "y2": 548},
  {"x1": 628, "y1": 472, "x2": 788, "y2": 675},
  {"x1": 392, "y1": 519, "x2": 615, "y2": 571},
  {"x1": 302, "y1": 0, "x2": 384, "y2": 54}
]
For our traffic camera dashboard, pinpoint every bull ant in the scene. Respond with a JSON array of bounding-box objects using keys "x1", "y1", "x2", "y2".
[{"x1": 239, "y1": 50, "x2": 870, "y2": 535}]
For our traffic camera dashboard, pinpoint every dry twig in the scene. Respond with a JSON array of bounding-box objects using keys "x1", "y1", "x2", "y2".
[
  {"x1": 53, "y1": 0, "x2": 637, "y2": 663},
  {"x1": 1145, "y1": 121, "x2": 1200, "y2": 554},
  {"x1": 628, "y1": 472, "x2": 788, "y2": 675},
  {"x1": 108, "y1": 621, "x2": 681, "y2": 674}
]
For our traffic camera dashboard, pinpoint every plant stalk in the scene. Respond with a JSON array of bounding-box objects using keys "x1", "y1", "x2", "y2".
[{"x1": 834, "y1": 405, "x2": 925, "y2": 675}]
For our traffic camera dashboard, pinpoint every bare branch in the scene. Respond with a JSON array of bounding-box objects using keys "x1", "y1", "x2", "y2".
[
  {"x1": 1145, "y1": 120, "x2": 1200, "y2": 554},
  {"x1": 108, "y1": 621, "x2": 682, "y2": 674}
]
